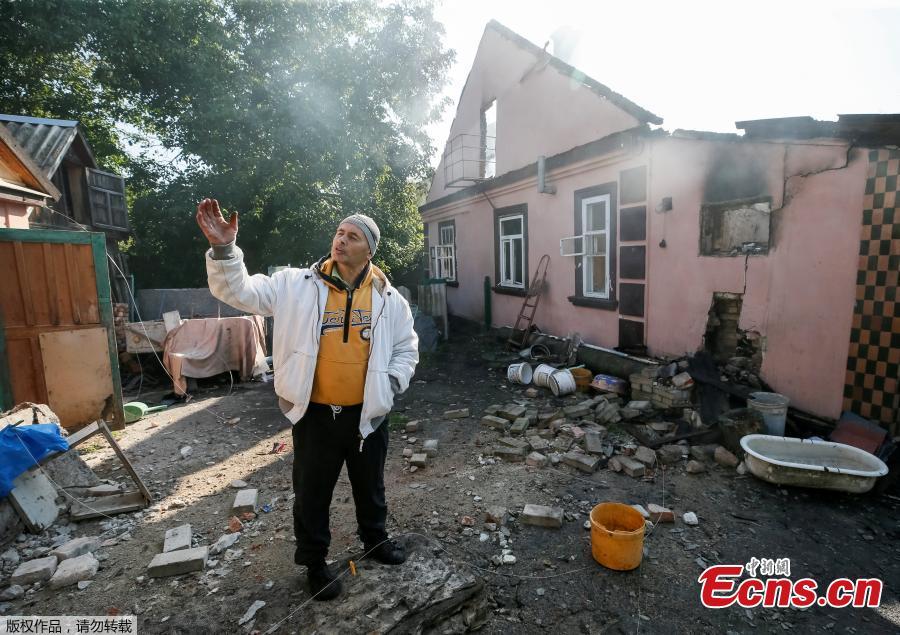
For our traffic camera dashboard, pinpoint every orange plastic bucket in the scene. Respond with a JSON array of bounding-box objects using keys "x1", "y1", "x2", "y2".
[
  {"x1": 590, "y1": 502, "x2": 645, "y2": 571},
  {"x1": 570, "y1": 367, "x2": 593, "y2": 392}
]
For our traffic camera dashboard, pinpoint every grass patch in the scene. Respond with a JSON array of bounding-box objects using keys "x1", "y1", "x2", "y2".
[{"x1": 388, "y1": 412, "x2": 409, "y2": 431}]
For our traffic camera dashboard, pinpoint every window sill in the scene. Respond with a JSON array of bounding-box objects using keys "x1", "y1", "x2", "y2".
[
  {"x1": 568, "y1": 295, "x2": 618, "y2": 311},
  {"x1": 493, "y1": 285, "x2": 527, "y2": 297}
]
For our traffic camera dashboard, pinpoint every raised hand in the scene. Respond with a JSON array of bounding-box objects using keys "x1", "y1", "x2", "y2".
[{"x1": 196, "y1": 198, "x2": 238, "y2": 246}]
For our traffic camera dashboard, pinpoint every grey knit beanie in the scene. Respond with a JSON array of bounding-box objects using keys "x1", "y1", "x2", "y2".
[{"x1": 340, "y1": 213, "x2": 380, "y2": 256}]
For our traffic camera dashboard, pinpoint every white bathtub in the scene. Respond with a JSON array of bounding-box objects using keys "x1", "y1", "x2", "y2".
[{"x1": 740, "y1": 434, "x2": 889, "y2": 494}]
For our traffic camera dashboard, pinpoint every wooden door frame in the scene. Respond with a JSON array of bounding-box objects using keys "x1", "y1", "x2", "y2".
[{"x1": 0, "y1": 228, "x2": 124, "y2": 429}]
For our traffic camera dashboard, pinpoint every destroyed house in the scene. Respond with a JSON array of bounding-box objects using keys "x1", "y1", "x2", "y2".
[{"x1": 420, "y1": 20, "x2": 899, "y2": 432}]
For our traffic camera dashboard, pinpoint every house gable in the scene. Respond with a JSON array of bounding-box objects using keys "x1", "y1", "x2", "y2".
[{"x1": 427, "y1": 20, "x2": 661, "y2": 204}]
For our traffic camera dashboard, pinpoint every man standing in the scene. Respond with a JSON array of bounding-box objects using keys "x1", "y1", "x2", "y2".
[{"x1": 197, "y1": 198, "x2": 418, "y2": 601}]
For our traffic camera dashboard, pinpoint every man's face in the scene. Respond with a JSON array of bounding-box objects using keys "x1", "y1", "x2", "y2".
[{"x1": 331, "y1": 222, "x2": 371, "y2": 270}]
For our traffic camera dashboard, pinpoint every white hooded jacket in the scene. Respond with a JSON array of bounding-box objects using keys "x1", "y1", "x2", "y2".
[{"x1": 205, "y1": 246, "x2": 418, "y2": 438}]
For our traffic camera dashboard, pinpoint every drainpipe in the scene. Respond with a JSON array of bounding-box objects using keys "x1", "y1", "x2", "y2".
[
  {"x1": 483, "y1": 276, "x2": 492, "y2": 331},
  {"x1": 537, "y1": 156, "x2": 556, "y2": 194}
]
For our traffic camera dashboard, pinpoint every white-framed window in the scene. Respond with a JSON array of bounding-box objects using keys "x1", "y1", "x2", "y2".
[
  {"x1": 429, "y1": 220, "x2": 456, "y2": 282},
  {"x1": 560, "y1": 194, "x2": 610, "y2": 298},
  {"x1": 498, "y1": 214, "x2": 524, "y2": 288},
  {"x1": 581, "y1": 194, "x2": 610, "y2": 297}
]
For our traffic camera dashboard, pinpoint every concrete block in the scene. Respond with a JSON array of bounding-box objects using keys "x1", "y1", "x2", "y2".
[
  {"x1": 526, "y1": 452, "x2": 548, "y2": 468},
  {"x1": 493, "y1": 446, "x2": 525, "y2": 462},
  {"x1": 551, "y1": 436, "x2": 573, "y2": 452},
  {"x1": 422, "y1": 439, "x2": 439, "y2": 457},
  {"x1": 634, "y1": 446, "x2": 657, "y2": 467},
  {"x1": 509, "y1": 418, "x2": 530, "y2": 435},
  {"x1": 10, "y1": 556, "x2": 58, "y2": 586},
  {"x1": 404, "y1": 421, "x2": 419, "y2": 433},
  {"x1": 163, "y1": 524, "x2": 192, "y2": 553},
  {"x1": 563, "y1": 451, "x2": 600, "y2": 473},
  {"x1": 9, "y1": 470, "x2": 59, "y2": 532},
  {"x1": 619, "y1": 456, "x2": 646, "y2": 478},
  {"x1": 521, "y1": 504, "x2": 564, "y2": 529},
  {"x1": 48, "y1": 553, "x2": 99, "y2": 589},
  {"x1": 232, "y1": 489, "x2": 258, "y2": 515},
  {"x1": 410, "y1": 453, "x2": 428, "y2": 468},
  {"x1": 584, "y1": 431, "x2": 607, "y2": 455},
  {"x1": 50, "y1": 536, "x2": 100, "y2": 561},
  {"x1": 497, "y1": 405, "x2": 526, "y2": 421},
  {"x1": 497, "y1": 437, "x2": 529, "y2": 452},
  {"x1": 444, "y1": 408, "x2": 469, "y2": 419},
  {"x1": 647, "y1": 504, "x2": 674, "y2": 523},
  {"x1": 480, "y1": 415, "x2": 509, "y2": 431},
  {"x1": 147, "y1": 546, "x2": 208, "y2": 578},
  {"x1": 526, "y1": 436, "x2": 550, "y2": 453}
]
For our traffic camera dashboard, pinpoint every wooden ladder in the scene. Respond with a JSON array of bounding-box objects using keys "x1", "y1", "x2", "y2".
[{"x1": 507, "y1": 254, "x2": 550, "y2": 350}]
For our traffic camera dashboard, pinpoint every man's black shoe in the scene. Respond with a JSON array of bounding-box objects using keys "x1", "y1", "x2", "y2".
[
  {"x1": 307, "y1": 563, "x2": 342, "y2": 600},
  {"x1": 364, "y1": 540, "x2": 406, "y2": 565}
]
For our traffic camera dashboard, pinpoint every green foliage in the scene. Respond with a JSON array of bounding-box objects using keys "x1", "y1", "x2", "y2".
[{"x1": 0, "y1": 0, "x2": 452, "y2": 287}]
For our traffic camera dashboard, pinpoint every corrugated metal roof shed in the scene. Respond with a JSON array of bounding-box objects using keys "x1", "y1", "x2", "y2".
[{"x1": 0, "y1": 114, "x2": 94, "y2": 179}]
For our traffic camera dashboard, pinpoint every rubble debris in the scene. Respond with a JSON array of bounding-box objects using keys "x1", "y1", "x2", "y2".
[
  {"x1": 647, "y1": 504, "x2": 674, "y2": 523},
  {"x1": 686, "y1": 460, "x2": 707, "y2": 474},
  {"x1": 521, "y1": 504, "x2": 564, "y2": 529},
  {"x1": 460, "y1": 516, "x2": 475, "y2": 527},
  {"x1": 714, "y1": 446, "x2": 740, "y2": 468},
  {"x1": 672, "y1": 372, "x2": 694, "y2": 389},
  {"x1": 10, "y1": 555, "x2": 58, "y2": 586},
  {"x1": 232, "y1": 489, "x2": 259, "y2": 515},
  {"x1": 497, "y1": 405, "x2": 527, "y2": 421},
  {"x1": 444, "y1": 408, "x2": 470, "y2": 419},
  {"x1": 230, "y1": 479, "x2": 248, "y2": 489},
  {"x1": 50, "y1": 536, "x2": 100, "y2": 561},
  {"x1": 180, "y1": 446, "x2": 193, "y2": 459},
  {"x1": 527, "y1": 436, "x2": 550, "y2": 453},
  {"x1": 163, "y1": 525, "x2": 192, "y2": 553},
  {"x1": 49, "y1": 553, "x2": 99, "y2": 589},
  {"x1": 148, "y1": 546, "x2": 209, "y2": 578},
  {"x1": 210, "y1": 533, "x2": 240, "y2": 555},
  {"x1": 485, "y1": 506, "x2": 509, "y2": 526},
  {"x1": 238, "y1": 600, "x2": 266, "y2": 626},
  {"x1": 402, "y1": 448, "x2": 414, "y2": 458},
  {"x1": 85, "y1": 484, "x2": 122, "y2": 497},
  {"x1": 405, "y1": 421, "x2": 420, "y2": 433},
  {"x1": 657, "y1": 445, "x2": 685, "y2": 465},
  {"x1": 524, "y1": 388, "x2": 539, "y2": 398},
  {"x1": 683, "y1": 512, "x2": 699, "y2": 526},
  {"x1": 617, "y1": 456, "x2": 646, "y2": 478},
  {"x1": 0, "y1": 585, "x2": 24, "y2": 601},
  {"x1": 736, "y1": 461, "x2": 748, "y2": 476},
  {"x1": 510, "y1": 418, "x2": 530, "y2": 435}
]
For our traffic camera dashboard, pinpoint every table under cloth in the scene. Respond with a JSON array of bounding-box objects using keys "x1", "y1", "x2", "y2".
[{"x1": 162, "y1": 316, "x2": 268, "y2": 395}]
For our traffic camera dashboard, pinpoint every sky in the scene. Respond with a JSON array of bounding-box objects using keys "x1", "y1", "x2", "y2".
[{"x1": 427, "y1": 0, "x2": 900, "y2": 166}]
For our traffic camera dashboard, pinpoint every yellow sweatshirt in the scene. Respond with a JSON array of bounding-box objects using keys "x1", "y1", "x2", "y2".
[{"x1": 309, "y1": 259, "x2": 373, "y2": 405}]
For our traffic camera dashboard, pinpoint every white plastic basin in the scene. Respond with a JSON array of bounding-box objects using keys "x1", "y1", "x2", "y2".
[{"x1": 740, "y1": 434, "x2": 888, "y2": 494}]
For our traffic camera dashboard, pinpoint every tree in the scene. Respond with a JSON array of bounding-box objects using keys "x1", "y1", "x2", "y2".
[{"x1": 0, "y1": 0, "x2": 452, "y2": 286}]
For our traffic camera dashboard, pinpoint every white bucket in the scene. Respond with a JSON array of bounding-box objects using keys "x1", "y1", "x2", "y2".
[
  {"x1": 549, "y1": 369, "x2": 576, "y2": 396},
  {"x1": 507, "y1": 362, "x2": 533, "y2": 385},
  {"x1": 533, "y1": 364, "x2": 557, "y2": 388},
  {"x1": 747, "y1": 392, "x2": 790, "y2": 436}
]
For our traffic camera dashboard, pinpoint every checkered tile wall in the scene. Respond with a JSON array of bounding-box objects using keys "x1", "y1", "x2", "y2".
[{"x1": 843, "y1": 149, "x2": 899, "y2": 433}]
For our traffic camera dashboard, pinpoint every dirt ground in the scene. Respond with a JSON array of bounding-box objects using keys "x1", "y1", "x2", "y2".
[{"x1": 4, "y1": 320, "x2": 899, "y2": 633}]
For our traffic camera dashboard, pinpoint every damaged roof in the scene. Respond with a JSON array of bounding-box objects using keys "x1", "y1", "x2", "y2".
[
  {"x1": 487, "y1": 20, "x2": 663, "y2": 126},
  {"x1": 736, "y1": 114, "x2": 900, "y2": 146},
  {"x1": 0, "y1": 114, "x2": 98, "y2": 179}
]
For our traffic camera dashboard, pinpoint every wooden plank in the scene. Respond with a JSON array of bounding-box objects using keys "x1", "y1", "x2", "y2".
[
  {"x1": 98, "y1": 421, "x2": 152, "y2": 502},
  {"x1": 13, "y1": 241, "x2": 35, "y2": 326},
  {"x1": 64, "y1": 421, "x2": 100, "y2": 449},
  {"x1": 42, "y1": 243, "x2": 60, "y2": 326},
  {"x1": 68, "y1": 491, "x2": 146, "y2": 521},
  {"x1": 93, "y1": 233, "x2": 124, "y2": 430},
  {"x1": 0, "y1": 227, "x2": 92, "y2": 244},
  {"x1": 63, "y1": 243, "x2": 82, "y2": 324},
  {"x1": 28, "y1": 337, "x2": 47, "y2": 404},
  {"x1": 0, "y1": 311, "x2": 10, "y2": 410}
]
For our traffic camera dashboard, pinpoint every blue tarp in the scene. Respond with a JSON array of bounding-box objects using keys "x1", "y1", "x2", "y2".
[{"x1": 0, "y1": 423, "x2": 69, "y2": 498}]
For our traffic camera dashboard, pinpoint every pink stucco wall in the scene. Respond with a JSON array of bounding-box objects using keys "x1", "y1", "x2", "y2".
[
  {"x1": 423, "y1": 136, "x2": 866, "y2": 420},
  {"x1": 427, "y1": 25, "x2": 639, "y2": 203}
]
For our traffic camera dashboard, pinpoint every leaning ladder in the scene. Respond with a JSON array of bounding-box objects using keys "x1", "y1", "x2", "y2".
[{"x1": 507, "y1": 254, "x2": 550, "y2": 350}]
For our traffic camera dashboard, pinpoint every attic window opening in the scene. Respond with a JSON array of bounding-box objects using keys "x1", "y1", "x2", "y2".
[{"x1": 481, "y1": 99, "x2": 497, "y2": 179}]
